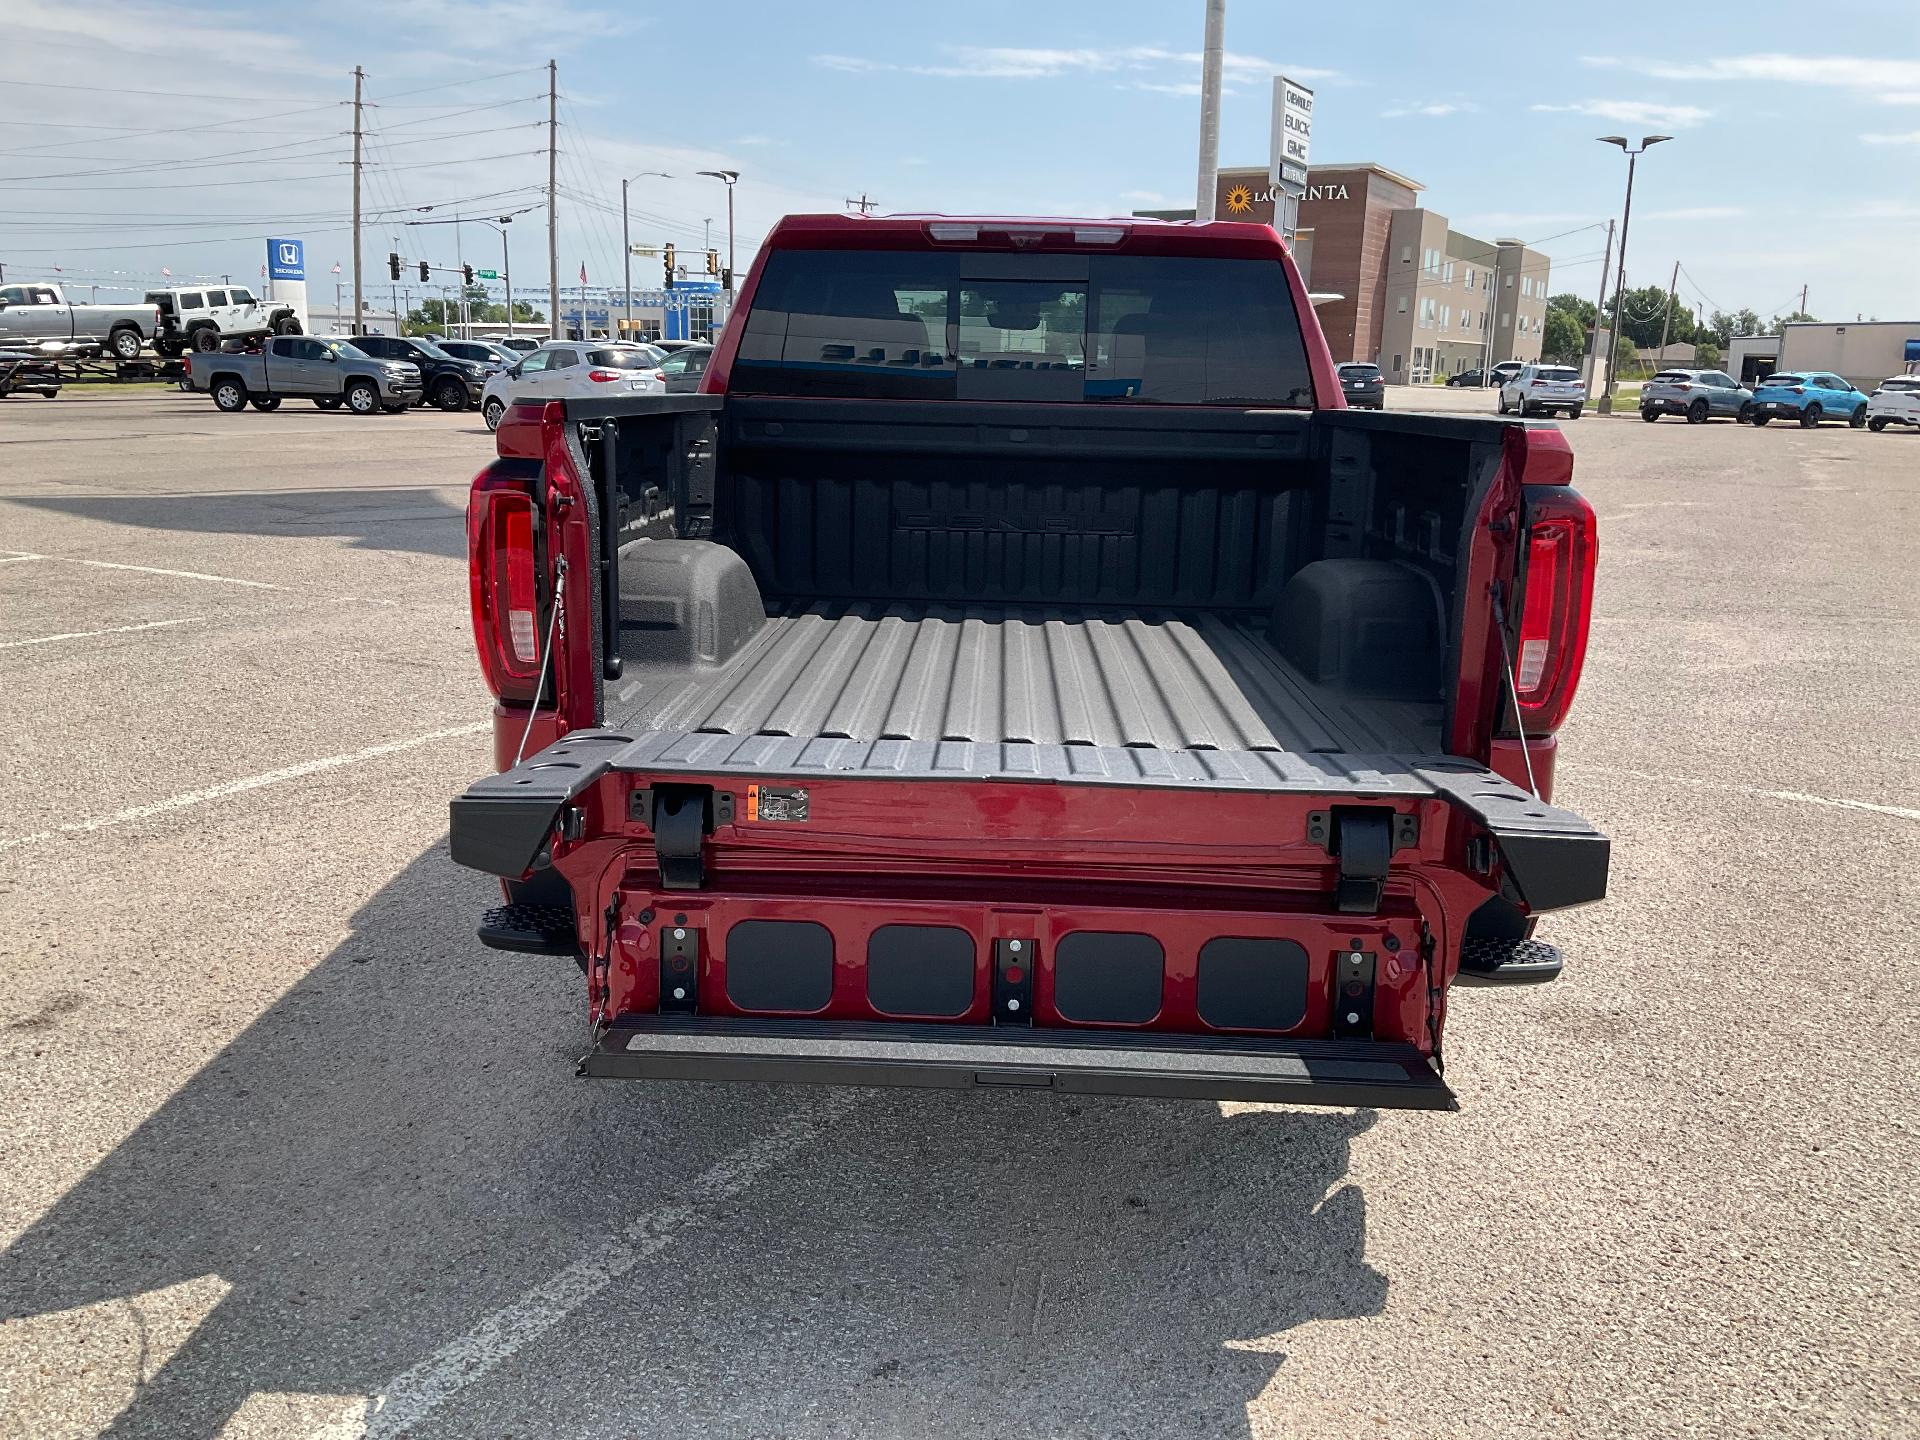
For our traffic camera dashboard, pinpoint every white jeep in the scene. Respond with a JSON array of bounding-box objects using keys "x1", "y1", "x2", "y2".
[{"x1": 146, "y1": 285, "x2": 301, "y2": 356}]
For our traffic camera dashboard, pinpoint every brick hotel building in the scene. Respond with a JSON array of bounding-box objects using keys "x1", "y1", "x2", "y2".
[{"x1": 1138, "y1": 164, "x2": 1550, "y2": 383}]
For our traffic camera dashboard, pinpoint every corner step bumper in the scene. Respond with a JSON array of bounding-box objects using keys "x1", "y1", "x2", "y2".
[{"x1": 582, "y1": 1015, "x2": 1456, "y2": 1109}]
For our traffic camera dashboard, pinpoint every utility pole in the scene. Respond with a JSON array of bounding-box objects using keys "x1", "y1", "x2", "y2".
[
  {"x1": 1585, "y1": 218, "x2": 1614, "y2": 393},
  {"x1": 1597, "y1": 134, "x2": 1670, "y2": 412},
  {"x1": 846, "y1": 193, "x2": 877, "y2": 214},
  {"x1": 547, "y1": 59, "x2": 560, "y2": 340},
  {"x1": 1194, "y1": 0, "x2": 1225, "y2": 221},
  {"x1": 1655, "y1": 259, "x2": 1680, "y2": 368},
  {"x1": 351, "y1": 65, "x2": 365, "y2": 334},
  {"x1": 1799, "y1": 283, "x2": 1808, "y2": 317},
  {"x1": 454, "y1": 219, "x2": 465, "y2": 338}
]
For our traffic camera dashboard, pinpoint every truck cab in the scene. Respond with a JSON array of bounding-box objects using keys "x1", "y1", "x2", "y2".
[{"x1": 448, "y1": 214, "x2": 1608, "y2": 1108}]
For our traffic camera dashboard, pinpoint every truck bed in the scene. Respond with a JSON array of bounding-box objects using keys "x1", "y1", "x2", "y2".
[{"x1": 605, "y1": 603, "x2": 1440, "y2": 757}]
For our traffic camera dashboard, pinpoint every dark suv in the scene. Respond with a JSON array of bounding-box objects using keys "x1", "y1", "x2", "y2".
[
  {"x1": 1336, "y1": 362, "x2": 1384, "y2": 409},
  {"x1": 350, "y1": 334, "x2": 489, "y2": 411}
]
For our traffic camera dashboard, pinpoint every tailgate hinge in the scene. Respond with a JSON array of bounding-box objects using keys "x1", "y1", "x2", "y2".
[
  {"x1": 1307, "y1": 808, "x2": 1418, "y2": 915},
  {"x1": 635, "y1": 785, "x2": 734, "y2": 891}
]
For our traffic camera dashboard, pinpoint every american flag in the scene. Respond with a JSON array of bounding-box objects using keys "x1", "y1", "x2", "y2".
[
  {"x1": 162, "y1": 267, "x2": 172, "y2": 278},
  {"x1": 579, "y1": 261, "x2": 588, "y2": 284},
  {"x1": 332, "y1": 262, "x2": 342, "y2": 275}
]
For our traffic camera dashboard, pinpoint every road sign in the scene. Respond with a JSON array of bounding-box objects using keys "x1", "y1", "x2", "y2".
[
  {"x1": 476, "y1": 269, "x2": 500, "y2": 280},
  {"x1": 1269, "y1": 77, "x2": 1314, "y2": 195},
  {"x1": 266, "y1": 237, "x2": 305, "y2": 280}
]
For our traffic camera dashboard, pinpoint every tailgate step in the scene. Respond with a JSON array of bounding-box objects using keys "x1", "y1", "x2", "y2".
[
  {"x1": 1456, "y1": 936, "x2": 1564, "y2": 986},
  {"x1": 477, "y1": 902, "x2": 578, "y2": 956},
  {"x1": 582, "y1": 1015, "x2": 1456, "y2": 1109}
]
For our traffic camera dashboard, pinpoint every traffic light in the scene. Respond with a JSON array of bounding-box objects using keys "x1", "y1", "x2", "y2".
[
  {"x1": 388, "y1": 252, "x2": 401, "y2": 281},
  {"x1": 418, "y1": 260, "x2": 430, "y2": 282},
  {"x1": 662, "y1": 243, "x2": 676, "y2": 289},
  {"x1": 705, "y1": 249, "x2": 718, "y2": 276},
  {"x1": 462, "y1": 264, "x2": 474, "y2": 285},
  {"x1": 720, "y1": 267, "x2": 732, "y2": 291}
]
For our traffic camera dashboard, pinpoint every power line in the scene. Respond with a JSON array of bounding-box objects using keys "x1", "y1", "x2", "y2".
[
  {"x1": 0, "y1": 101, "x2": 346, "y2": 159},
  {"x1": 0, "y1": 76, "x2": 334, "y2": 103},
  {"x1": 374, "y1": 66, "x2": 546, "y2": 101}
]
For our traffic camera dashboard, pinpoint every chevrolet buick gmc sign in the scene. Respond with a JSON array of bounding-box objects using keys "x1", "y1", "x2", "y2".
[
  {"x1": 267, "y1": 238, "x2": 305, "y2": 281},
  {"x1": 1270, "y1": 77, "x2": 1314, "y2": 193}
]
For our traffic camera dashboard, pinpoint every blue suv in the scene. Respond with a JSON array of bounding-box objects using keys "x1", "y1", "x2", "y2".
[{"x1": 1749, "y1": 371, "x2": 1870, "y2": 428}]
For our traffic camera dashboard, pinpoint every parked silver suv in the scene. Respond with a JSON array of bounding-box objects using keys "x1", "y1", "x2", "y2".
[{"x1": 1639, "y1": 369, "x2": 1754, "y2": 424}]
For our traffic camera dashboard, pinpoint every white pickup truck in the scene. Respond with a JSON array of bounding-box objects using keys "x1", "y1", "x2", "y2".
[
  {"x1": 146, "y1": 285, "x2": 302, "y2": 356},
  {"x1": 0, "y1": 282, "x2": 161, "y2": 361}
]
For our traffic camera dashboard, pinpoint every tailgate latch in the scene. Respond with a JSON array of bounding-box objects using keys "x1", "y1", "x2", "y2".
[{"x1": 1308, "y1": 808, "x2": 1417, "y2": 915}]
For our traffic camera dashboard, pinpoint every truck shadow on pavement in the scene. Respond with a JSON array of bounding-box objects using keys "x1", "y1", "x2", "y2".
[
  {"x1": 10, "y1": 487, "x2": 469, "y2": 562},
  {"x1": 1, "y1": 847, "x2": 1386, "y2": 1439}
]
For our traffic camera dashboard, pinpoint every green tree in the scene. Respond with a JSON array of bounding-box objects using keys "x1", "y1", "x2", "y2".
[
  {"x1": 1695, "y1": 339, "x2": 1722, "y2": 369},
  {"x1": 1611, "y1": 285, "x2": 1698, "y2": 348},
  {"x1": 1547, "y1": 292, "x2": 1596, "y2": 332},
  {"x1": 403, "y1": 296, "x2": 543, "y2": 336},
  {"x1": 1543, "y1": 307, "x2": 1587, "y2": 364},
  {"x1": 1770, "y1": 309, "x2": 1817, "y2": 328}
]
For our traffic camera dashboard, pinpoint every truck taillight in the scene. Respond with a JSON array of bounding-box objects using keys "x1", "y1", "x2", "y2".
[
  {"x1": 1512, "y1": 488, "x2": 1597, "y2": 733},
  {"x1": 468, "y1": 472, "x2": 544, "y2": 703}
]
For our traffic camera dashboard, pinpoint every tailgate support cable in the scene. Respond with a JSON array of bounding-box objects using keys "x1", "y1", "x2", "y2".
[
  {"x1": 1489, "y1": 581, "x2": 1541, "y2": 800},
  {"x1": 513, "y1": 555, "x2": 568, "y2": 765}
]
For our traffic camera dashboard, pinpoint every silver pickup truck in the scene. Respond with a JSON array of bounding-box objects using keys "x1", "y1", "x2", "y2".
[
  {"x1": 191, "y1": 335, "x2": 423, "y2": 414},
  {"x1": 0, "y1": 282, "x2": 161, "y2": 361}
]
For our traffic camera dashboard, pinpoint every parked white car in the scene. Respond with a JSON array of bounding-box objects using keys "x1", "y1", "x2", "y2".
[
  {"x1": 479, "y1": 340, "x2": 667, "y2": 430},
  {"x1": 1498, "y1": 363, "x2": 1586, "y2": 420},
  {"x1": 1865, "y1": 375, "x2": 1920, "y2": 432}
]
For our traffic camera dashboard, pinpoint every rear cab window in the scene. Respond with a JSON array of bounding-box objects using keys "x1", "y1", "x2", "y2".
[
  {"x1": 585, "y1": 348, "x2": 658, "y2": 369},
  {"x1": 734, "y1": 249, "x2": 1315, "y2": 406}
]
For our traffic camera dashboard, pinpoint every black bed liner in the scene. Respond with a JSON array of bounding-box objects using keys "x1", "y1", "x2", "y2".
[{"x1": 607, "y1": 603, "x2": 1439, "y2": 755}]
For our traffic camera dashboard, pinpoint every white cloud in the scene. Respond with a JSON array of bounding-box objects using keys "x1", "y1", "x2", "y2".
[
  {"x1": 733, "y1": 135, "x2": 782, "y2": 148},
  {"x1": 1381, "y1": 101, "x2": 1481, "y2": 118},
  {"x1": 1862, "y1": 130, "x2": 1920, "y2": 144},
  {"x1": 810, "y1": 44, "x2": 1337, "y2": 90},
  {"x1": 1583, "y1": 52, "x2": 1920, "y2": 106},
  {"x1": 1531, "y1": 100, "x2": 1711, "y2": 128}
]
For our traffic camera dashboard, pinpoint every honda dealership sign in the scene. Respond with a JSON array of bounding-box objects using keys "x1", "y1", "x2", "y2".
[{"x1": 264, "y1": 237, "x2": 311, "y2": 333}]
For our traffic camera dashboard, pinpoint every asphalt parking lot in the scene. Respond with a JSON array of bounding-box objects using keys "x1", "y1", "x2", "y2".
[{"x1": 2, "y1": 386, "x2": 1915, "y2": 1439}]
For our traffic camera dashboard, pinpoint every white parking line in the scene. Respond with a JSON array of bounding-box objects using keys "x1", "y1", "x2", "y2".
[
  {"x1": 0, "y1": 723, "x2": 487, "y2": 852},
  {"x1": 0, "y1": 616, "x2": 204, "y2": 650},
  {"x1": 52, "y1": 557, "x2": 283, "y2": 589},
  {"x1": 305, "y1": 1094, "x2": 853, "y2": 1440},
  {"x1": 0, "y1": 551, "x2": 46, "y2": 564},
  {"x1": 1596, "y1": 766, "x2": 1920, "y2": 823}
]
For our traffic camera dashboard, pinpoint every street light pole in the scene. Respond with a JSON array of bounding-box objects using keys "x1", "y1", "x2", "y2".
[
  {"x1": 621, "y1": 171, "x2": 671, "y2": 340},
  {"x1": 1596, "y1": 133, "x2": 1670, "y2": 413},
  {"x1": 697, "y1": 170, "x2": 739, "y2": 296}
]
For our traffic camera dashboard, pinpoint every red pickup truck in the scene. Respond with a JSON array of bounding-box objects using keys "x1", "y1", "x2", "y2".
[{"x1": 449, "y1": 214, "x2": 1607, "y2": 1108}]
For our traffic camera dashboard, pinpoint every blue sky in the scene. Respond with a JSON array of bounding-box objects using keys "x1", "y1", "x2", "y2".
[{"x1": 3, "y1": 1, "x2": 1916, "y2": 323}]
